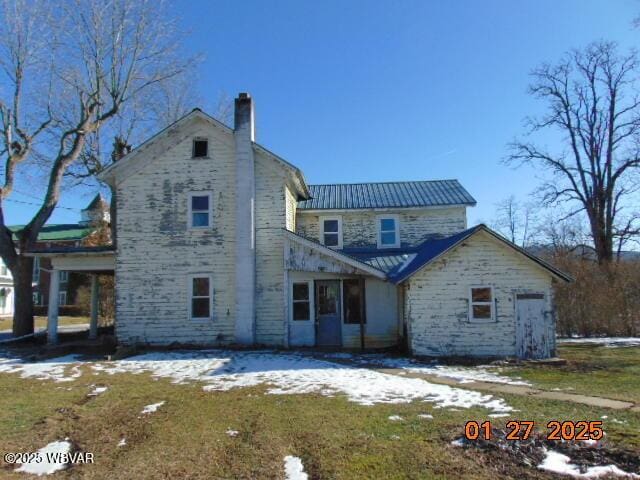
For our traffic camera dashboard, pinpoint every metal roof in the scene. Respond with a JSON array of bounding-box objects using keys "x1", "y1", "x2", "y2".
[
  {"x1": 10, "y1": 224, "x2": 93, "y2": 242},
  {"x1": 297, "y1": 180, "x2": 476, "y2": 210}
]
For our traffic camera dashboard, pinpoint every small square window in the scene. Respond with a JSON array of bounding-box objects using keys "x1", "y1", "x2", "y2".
[
  {"x1": 192, "y1": 138, "x2": 209, "y2": 158},
  {"x1": 292, "y1": 282, "x2": 311, "y2": 321},
  {"x1": 378, "y1": 216, "x2": 399, "y2": 248}
]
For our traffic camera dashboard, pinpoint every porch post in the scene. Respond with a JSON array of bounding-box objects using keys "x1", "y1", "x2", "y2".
[
  {"x1": 89, "y1": 274, "x2": 99, "y2": 339},
  {"x1": 47, "y1": 268, "x2": 60, "y2": 345}
]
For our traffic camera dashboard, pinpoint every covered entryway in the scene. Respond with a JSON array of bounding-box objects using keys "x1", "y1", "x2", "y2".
[
  {"x1": 516, "y1": 293, "x2": 551, "y2": 359},
  {"x1": 27, "y1": 246, "x2": 115, "y2": 344}
]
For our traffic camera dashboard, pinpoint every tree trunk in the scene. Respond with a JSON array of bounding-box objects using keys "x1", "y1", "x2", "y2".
[{"x1": 12, "y1": 255, "x2": 34, "y2": 337}]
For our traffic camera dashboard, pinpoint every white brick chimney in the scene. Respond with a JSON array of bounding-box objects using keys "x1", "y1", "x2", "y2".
[{"x1": 234, "y1": 93, "x2": 256, "y2": 344}]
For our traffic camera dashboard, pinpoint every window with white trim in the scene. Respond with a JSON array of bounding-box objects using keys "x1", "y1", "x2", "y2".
[
  {"x1": 188, "y1": 192, "x2": 213, "y2": 229},
  {"x1": 33, "y1": 257, "x2": 40, "y2": 283},
  {"x1": 292, "y1": 282, "x2": 311, "y2": 321},
  {"x1": 59, "y1": 271, "x2": 69, "y2": 283},
  {"x1": 190, "y1": 275, "x2": 212, "y2": 319},
  {"x1": 377, "y1": 215, "x2": 400, "y2": 248},
  {"x1": 320, "y1": 216, "x2": 342, "y2": 248},
  {"x1": 469, "y1": 287, "x2": 494, "y2": 321},
  {"x1": 33, "y1": 292, "x2": 39, "y2": 305},
  {"x1": 59, "y1": 291, "x2": 67, "y2": 306}
]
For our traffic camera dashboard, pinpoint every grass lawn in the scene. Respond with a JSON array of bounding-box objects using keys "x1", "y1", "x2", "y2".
[
  {"x1": 498, "y1": 344, "x2": 640, "y2": 403},
  {"x1": 0, "y1": 316, "x2": 89, "y2": 332},
  {"x1": 0, "y1": 347, "x2": 638, "y2": 479}
]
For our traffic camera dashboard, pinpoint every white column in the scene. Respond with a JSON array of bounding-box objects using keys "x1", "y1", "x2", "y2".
[
  {"x1": 47, "y1": 268, "x2": 60, "y2": 344},
  {"x1": 89, "y1": 274, "x2": 99, "y2": 339}
]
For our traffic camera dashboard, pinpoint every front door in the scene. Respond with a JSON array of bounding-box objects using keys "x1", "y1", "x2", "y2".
[
  {"x1": 516, "y1": 294, "x2": 551, "y2": 359},
  {"x1": 316, "y1": 280, "x2": 341, "y2": 347}
]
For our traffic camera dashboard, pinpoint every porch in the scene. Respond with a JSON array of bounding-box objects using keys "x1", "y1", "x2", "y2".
[
  {"x1": 283, "y1": 230, "x2": 404, "y2": 349},
  {"x1": 27, "y1": 246, "x2": 115, "y2": 344}
]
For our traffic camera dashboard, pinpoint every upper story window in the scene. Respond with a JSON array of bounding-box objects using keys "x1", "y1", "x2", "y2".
[
  {"x1": 192, "y1": 138, "x2": 209, "y2": 158},
  {"x1": 320, "y1": 216, "x2": 342, "y2": 249},
  {"x1": 469, "y1": 286, "x2": 495, "y2": 321},
  {"x1": 377, "y1": 215, "x2": 400, "y2": 248},
  {"x1": 188, "y1": 192, "x2": 213, "y2": 229}
]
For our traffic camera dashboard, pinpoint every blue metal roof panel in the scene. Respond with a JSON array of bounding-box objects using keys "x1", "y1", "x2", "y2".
[{"x1": 298, "y1": 180, "x2": 476, "y2": 210}]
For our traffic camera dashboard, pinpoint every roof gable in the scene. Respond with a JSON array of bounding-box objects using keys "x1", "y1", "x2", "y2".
[{"x1": 390, "y1": 224, "x2": 572, "y2": 284}]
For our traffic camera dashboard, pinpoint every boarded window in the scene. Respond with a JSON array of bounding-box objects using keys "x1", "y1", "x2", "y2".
[
  {"x1": 191, "y1": 276, "x2": 211, "y2": 319},
  {"x1": 189, "y1": 193, "x2": 211, "y2": 228},
  {"x1": 470, "y1": 287, "x2": 494, "y2": 321},
  {"x1": 192, "y1": 138, "x2": 209, "y2": 158},
  {"x1": 343, "y1": 279, "x2": 365, "y2": 324},
  {"x1": 292, "y1": 283, "x2": 310, "y2": 321}
]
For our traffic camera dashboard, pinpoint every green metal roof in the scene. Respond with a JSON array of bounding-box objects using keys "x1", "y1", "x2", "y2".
[{"x1": 9, "y1": 224, "x2": 93, "y2": 242}]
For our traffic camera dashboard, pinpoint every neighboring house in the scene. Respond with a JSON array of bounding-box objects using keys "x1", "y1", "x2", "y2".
[
  {"x1": 37, "y1": 93, "x2": 571, "y2": 359},
  {"x1": 9, "y1": 195, "x2": 109, "y2": 314},
  {"x1": 0, "y1": 258, "x2": 14, "y2": 317}
]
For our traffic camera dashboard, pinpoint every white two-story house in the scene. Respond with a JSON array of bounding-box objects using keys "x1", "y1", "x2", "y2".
[{"x1": 35, "y1": 93, "x2": 570, "y2": 359}]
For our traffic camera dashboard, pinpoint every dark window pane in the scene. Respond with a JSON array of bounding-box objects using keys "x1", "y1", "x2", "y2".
[
  {"x1": 472, "y1": 305, "x2": 492, "y2": 319},
  {"x1": 317, "y1": 285, "x2": 338, "y2": 315},
  {"x1": 471, "y1": 288, "x2": 492, "y2": 302},
  {"x1": 293, "y1": 283, "x2": 309, "y2": 301},
  {"x1": 381, "y1": 231, "x2": 396, "y2": 245},
  {"x1": 293, "y1": 302, "x2": 310, "y2": 321},
  {"x1": 324, "y1": 233, "x2": 339, "y2": 246},
  {"x1": 192, "y1": 195, "x2": 209, "y2": 210},
  {"x1": 193, "y1": 139, "x2": 208, "y2": 158},
  {"x1": 192, "y1": 212, "x2": 209, "y2": 227},
  {"x1": 192, "y1": 298, "x2": 210, "y2": 318},
  {"x1": 380, "y1": 218, "x2": 395, "y2": 231},
  {"x1": 343, "y1": 279, "x2": 365, "y2": 324},
  {"x1": 323, "y1": 219, "x2": 339, "y2": 233},
  {"x1": 193, "y1": 277, "x2": 209, "y2": 297}
]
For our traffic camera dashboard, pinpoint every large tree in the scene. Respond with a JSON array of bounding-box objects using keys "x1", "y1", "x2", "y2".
[
  {"x1": 0, "y1": 0, "x2": 194, "y2": 336},
  {"x1": 509, "y1": 41, "x2": 640, "y2": 264}
]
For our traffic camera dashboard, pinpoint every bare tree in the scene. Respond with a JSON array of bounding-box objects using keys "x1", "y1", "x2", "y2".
[
  {"x1": 0, "y1": 0, "x2": 196, "y2": 336},
  {"x1": 492, "y1": 195, "x2": 536, "y2": 247},
  {"x1": 508, "y1": 41, "x2": 640, "y2": 264}
]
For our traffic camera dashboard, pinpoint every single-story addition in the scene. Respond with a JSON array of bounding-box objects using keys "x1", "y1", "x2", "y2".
[{"x1": 31, "y1": 93, "x2": 571, "y2": 359}]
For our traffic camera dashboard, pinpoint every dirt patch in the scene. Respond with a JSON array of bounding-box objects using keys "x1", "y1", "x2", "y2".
[{"x1": 450, "y1": 428, "x2": 640, "y2": 477}]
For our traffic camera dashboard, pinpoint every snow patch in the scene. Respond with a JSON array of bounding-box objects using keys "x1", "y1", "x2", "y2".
[
  {"x1": 88, "y1": 386, "x2": 107, "y2": 396},
  {"x1": 0, "y1": 354, "x2": 83, "y2": 383},
  {"x1": 226, "y1": 429, "x2": 239, "y2": 437},
  {"x1": 14, "y1": 440, "x2": 72, "y2": 476},
  {"x1": 388, "y1": 415, "x2": 403, "y2": 421},
  {"x1": 140, "y1": 401, "x2": 165, "y2": 415},
  {"x1": 418, "y1": 414, "x2": 433, "y2": 420},
  {"x1": 558, "y1": 337, "x2": 640, "y2": 348},
  {"x1": 450, "y1": 438, "x2": 466, "y2": 447},
  {"x1": 284, "y1": 455, "x2": 308, "y2": 480},
  {"x1": 117, "y1": 438, "x2": 126, "y2": 447},
  {"x1": 538, "y1": 449, "x2": 639, "y2": 478},
  {"x1": 92, "y1": 351, "x2": 512, "y2": 412}
]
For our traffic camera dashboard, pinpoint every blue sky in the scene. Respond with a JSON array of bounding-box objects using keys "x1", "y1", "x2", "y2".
[{"x1": 6, "y1": 0, "x2": 640, "y2": 226}]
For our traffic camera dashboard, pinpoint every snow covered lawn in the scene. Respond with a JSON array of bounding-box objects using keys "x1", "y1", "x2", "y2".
[{"x1": 557, "y1": 337, "x2": 640, "y2": 347}]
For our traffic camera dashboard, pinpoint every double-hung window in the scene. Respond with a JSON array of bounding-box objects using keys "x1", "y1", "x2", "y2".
[
  {"x1": 320, "y1": 216, "x2": 342, "y2": 248},
  {"x1": 58, "y1": 291, "x2": 67, "y2": 306},
  {"x1": 292, "y1": 282, "x2": 311, "y2": 321},
  {"x1": 190, "y1": 275, "x2": 212, "y2": 320},
  {"x1": 33, "y1": 257, "x2": 40, "y2": 283},
  {"x1": 377, "y1": 215, "x2": 400, "y2": 248},
  {"x1": 343, "y1": 279, "x2": 366, "y2": 324},
  {"x1": 469, "y1": 286, "x2": 494, "y2": 321},
  {"x1": 59, "y1": 271, "x2": 69, "y2": 283},
  {"x1": 188, "y1": 192, "x2": 213, "y2": 229}
]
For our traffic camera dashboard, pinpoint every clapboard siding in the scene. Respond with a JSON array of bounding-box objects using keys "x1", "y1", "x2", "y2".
[
  {"x1": 296, "y1": 206, "x2": 466, "y2": 248},
  {"x1": 254, "y1": 150, "x2": 290, "y2": 345},
  {"x1": 115, "y1": 118, "x2": 237, "y2": 345},
  {"x1": 405, "y1": 230, "x2": 554, "y2": 357}
]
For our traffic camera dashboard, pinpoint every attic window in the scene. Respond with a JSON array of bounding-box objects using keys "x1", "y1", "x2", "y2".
[{"x1": 192, "y1": 138, "x2": 209, "y2": 158}]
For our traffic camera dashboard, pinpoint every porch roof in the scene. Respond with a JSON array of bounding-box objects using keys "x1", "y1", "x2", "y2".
[{"x1": 26, "y1": 245, "x2": 115, "y2": 273}]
